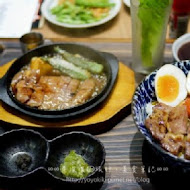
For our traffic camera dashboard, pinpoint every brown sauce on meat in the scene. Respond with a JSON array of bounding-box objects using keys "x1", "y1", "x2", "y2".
[
  {"x1": 178, "y1": 42, "x2": 190, "y2": 60},
  {"x1": 11, "y1": 57, "x2": 107, "y2": 111}
]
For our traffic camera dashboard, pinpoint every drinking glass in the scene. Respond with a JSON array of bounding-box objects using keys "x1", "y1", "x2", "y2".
[{"x1": 130, "y1": 0, "x2": 173, "y2": 74}]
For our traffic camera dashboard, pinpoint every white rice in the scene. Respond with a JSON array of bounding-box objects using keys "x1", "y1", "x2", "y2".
[{"x1": 146, "y1": 102, "x2": 155, "y2": 117}]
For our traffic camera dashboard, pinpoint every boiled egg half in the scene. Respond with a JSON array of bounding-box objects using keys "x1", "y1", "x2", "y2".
[{"x1": 155, "y1": 64, "x2": 187, "y2": 107}]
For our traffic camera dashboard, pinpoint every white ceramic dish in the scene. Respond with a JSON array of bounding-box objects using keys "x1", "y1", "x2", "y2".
[
  {"x1": 172, "y1": 33, "x2": 190, "y2": 61},
  {"x1": 41, "y1": 0, "x2": 121, "y2": 28},
  {"x1": 123, "y1": 0, "x2": 130, "y2": 7}
]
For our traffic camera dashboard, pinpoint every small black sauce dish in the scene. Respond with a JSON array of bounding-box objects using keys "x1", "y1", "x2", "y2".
[
  {"x1": 0, "y1": 129, "x2": 49, "y2": 178},
  {"x1": 45, "y1": 132, "x2": 106, "y2": 189},
  {"x1": 0, "y1": 43, "x2": 118, "y2": 120}
]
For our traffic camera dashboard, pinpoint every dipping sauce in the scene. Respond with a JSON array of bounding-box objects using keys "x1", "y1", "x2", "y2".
[
  {"x1": 20, "y1": 32, "x2": 44, "y2": 53},
  {"x1": 178, "y1": 42, "x2": 190, "y2": 60},
  {"x1": 14, "y1": 152, "x2": 32, "y2": 171},
  {"x1": 60, "y1": 150, "x2": 92, "y2": 179}
]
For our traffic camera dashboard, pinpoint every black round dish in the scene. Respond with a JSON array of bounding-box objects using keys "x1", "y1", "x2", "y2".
[
  {"x1": 46, "y1": 132, "x2": 105, "y2": 182},
  {"x1": 0, "y1": 43, "x2": 118, "y2": 120},
  {"x1": 0, "y1": 129, "x2": 49, "y2": 178}
]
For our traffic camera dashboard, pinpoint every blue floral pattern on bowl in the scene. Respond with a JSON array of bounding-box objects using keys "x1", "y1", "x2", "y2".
[{"x1": 132, "y1": 61, "x2": 190, "y2": 168}]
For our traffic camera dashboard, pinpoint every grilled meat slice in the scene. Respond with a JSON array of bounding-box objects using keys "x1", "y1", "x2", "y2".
[
  {"x1": 26, "y1": 90, "x2": 44, "y2": 108},
  {"x1": 145, "y1": 103, "x2": 172, "y2": 141},
  {"x1": 16, "y1": 87, "x2": 33, "y2": 103},
  {"x1": 15, "y1": 80, "x2": 33, "y2": 103},
  {"x1": 72, "y1": 78, "x2": 96, "y2": 105},
  {"x1": 11, "y1": 71, "x2": 23, "y2": 92},
  {"x1": 67, "y1": 79, "x2": 80, "y2": 96},
  {"x1": 167, "y1": 104, "x2": 188, "y2": 135},
  {"x1": 153, "y1": 102, "x2": 173, "y2": 113},
  {"x1": 161, "y1": 133, "x2": 185, "y2": 156},
  {"x1": 38, "y1": 76, "x2": 72, "y2": 110},
  {"x1": 185, "y1": 134, "x2": 190, "y2": 160}
]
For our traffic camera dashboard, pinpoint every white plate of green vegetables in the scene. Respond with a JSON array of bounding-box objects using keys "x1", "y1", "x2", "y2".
[{"x1": 41, "y1": 0, "x2": 121, "y2": 28}]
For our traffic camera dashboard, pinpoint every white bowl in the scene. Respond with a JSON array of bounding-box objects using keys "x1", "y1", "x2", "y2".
[{"x1": 172, "y1": 33, "x2": 190, "y2": 61}]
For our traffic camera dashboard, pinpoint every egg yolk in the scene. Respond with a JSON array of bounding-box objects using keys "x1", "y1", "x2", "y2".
[{"x1": 157, "y1": 75, "x2": 179, "y2": 102}]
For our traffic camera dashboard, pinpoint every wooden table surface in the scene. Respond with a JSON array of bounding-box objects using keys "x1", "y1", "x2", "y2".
[{"x1": 0, "y1": 41, "x2": 175, "y2": 190}]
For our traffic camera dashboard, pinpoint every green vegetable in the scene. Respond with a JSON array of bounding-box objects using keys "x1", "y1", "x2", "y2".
[
  {"x1": 75, "y1": 0, "x2": 115, "y2": 8},
  {"x1": 44, "y1": 56, "x2": 91, "y2": 80},
  {"x1": 54, "y1": 47, "x2": 104, "y2": 74},
  {"x1": 50, "y1": 0, "x2": 111, "y2": 24},
  {"x1": 51, "y1": 4, "x2": 65, "y2": 14},
  {"x1": 138, "y1": 0, "x2": 172, "y2": 67},
  {"x1": 60, "y1": 150, "x2": 92, "y2": 179}
]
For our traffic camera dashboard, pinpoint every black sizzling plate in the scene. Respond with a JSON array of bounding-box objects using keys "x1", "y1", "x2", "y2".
[{"x1": 0, "y1": 43, "x2": 118, "y2": 120}]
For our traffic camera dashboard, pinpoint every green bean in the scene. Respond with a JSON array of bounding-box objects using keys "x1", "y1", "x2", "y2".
[
  {"x1": 45, "y1": 56, "x2": 91, "y2": 80},
  {"x1": 75, "y1": 0, "x2": 115, "y2": 8},
  {"x1": 55, "y1": 47, "x2": 104, "y2": 74}
]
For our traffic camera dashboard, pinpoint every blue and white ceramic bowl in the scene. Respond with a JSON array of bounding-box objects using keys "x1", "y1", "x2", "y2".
[{"x1": 132, "y1": 61, "x2": 190, "y2": 169}]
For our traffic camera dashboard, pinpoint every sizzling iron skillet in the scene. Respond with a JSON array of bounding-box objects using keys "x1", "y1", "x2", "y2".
[{"x1": 0, "y1": 43, "x2": 118, "y2": 120}]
